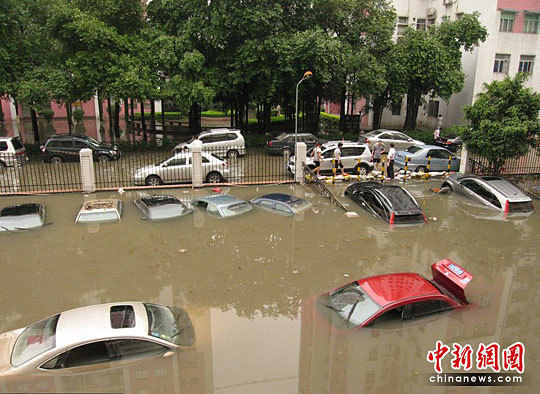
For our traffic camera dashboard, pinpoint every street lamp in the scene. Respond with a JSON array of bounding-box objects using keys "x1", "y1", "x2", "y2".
[{"x1": 295, "y1": 71, "x2": 313, "y2": 162}]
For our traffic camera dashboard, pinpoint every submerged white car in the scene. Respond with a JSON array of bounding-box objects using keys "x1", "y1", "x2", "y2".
[
  {"x1": 75, "y1": 199, "x2": 123, "y2": 223},
  {"x1": 133, "y1": 151, "x2": 229, "y2": 186},
  {"x1": 0, "y1": 302, "x2": 194, "y2": 376}
]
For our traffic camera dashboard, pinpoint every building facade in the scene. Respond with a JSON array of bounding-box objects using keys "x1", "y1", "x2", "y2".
[{"x1": 378, "y1": 0, "x2": 540, "y2": 131}]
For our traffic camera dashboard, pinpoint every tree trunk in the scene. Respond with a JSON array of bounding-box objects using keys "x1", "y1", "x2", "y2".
[
  {"x1": 107, "y1": 97, "x2": 113, "y2": 135},
  {"x1": 123, "y1": 98, "x2": 129, "y2": 131},
  {"x1": 30, "y1": 109, "x2": 40, "y2": 143},
  {"x1": 150, "y1": 100, "x2": 156, "y2": 132},
  {"x1": 0, "y1": 103, "x2": 4, "y2": 133},
  {"x1": 230, "y1": 104, "x2": 234, "y2": 128},
  {"x1": 66, "y1": 101, "x2": 74, "y2": 135},
  {"x1": 339, "y1": 87, "x2": 346, "y2": 132},
  {"x1": 315, "y1": 97, "x2": 321, "y2": 134},
  {"x1": 189, "y1": 102, "x2": 201, "y2": 132},
  {"x1": 372, "y1": 95, "x2": 386, "y2": 130},
  {"x1": 140, "y1": 100, "x2": 147, "y2": 141},
  {"x1": 97, "y1": 92, "x2": 105, "y2": 134},
  {"x1": 160, "y1": 101, "x2": 165, "y2": 132},
  {"x1": 245, "y1": 102, "x2": 249, "y2": 132},
  {"x1": 114, "y1": 101, "x2": 120, "y2": 139},
  {"x1": 130, "y1": 98, "x2": 135, "y2": 127},
  {"x1": 263, "y1": 102, "x2": 271, "y2": 134},
  {"x1": 404, "y1": 88, "x2": 421, "y2": 131}
]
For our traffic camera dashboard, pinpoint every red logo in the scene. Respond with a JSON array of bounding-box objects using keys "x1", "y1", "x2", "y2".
[
  {"x1": 502, "y1": 342, "x2": 525, "y2": 374},
  {"x1": 427, "y1": 340, "x2": 450, "y2": 373},
  {"x1": 451, "y1": 343, "x2": 473, "y2": 371},
  {"x1": 476, "y1": 343, "x2": 500, "y2": 372}
]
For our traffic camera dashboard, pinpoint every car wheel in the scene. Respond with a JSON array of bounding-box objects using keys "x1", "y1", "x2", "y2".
[
  {"x1": 145, "y1": 175, "x2": 162, "y2": 186},
  {"x1": 206, "y1": 171, "x2": 223, "y2": 183},
  {"x1": 227, "y1": 149, "x2": 239, "y2": 159},
  {"x1": 415, "y1": 166, "x2": 427, "y2": 173},
  {"x1": 354, "y1": 164, "x2": 370, "y2": 175},
  {"x1": 441, "y1": 182, "x2": 452, "y2": 191},
  {"x1": 97, "y1": 155, "x2": 110, "y2": 163},
  {"x1": 50, "y1": 156, "x2": 63, "y2": 164},
  {"x1": 282, "y1": 148, "x2": 292, "y2": 157}
]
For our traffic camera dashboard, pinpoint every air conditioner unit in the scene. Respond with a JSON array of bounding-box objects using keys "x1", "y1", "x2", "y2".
[
  {"x1": 428, "y1": 7, "x2": 437, "y2": 16},
  {"x1": 443, "y1": 0, "x2": 455, "y2": 5}
]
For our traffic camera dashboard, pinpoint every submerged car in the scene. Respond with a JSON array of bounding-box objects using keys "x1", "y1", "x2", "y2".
[
  {"x1": 0, "y1": 137, "x2": 28, "y2": 168},
  {"x1": 75, "y1": 199, "x2": 123, "y2": 223},
  {"x1": 344, "y1": 182, "x2": 426, "y2": 225},
  {"x1": 133, "y1": 195, "x2": 193, "y2": 220},
  {"x1": 441, "y1": 174, "x2": 535, "y2": 214},
  {"x1": 0, "y1": 203, "x2": 45, "y2": 232},
  {"x1": 250, "y1": 193, "x2": 312, "y2": 215},
  {"x1": 394, "y1": 145, "x2": 460, "y2": 172},
  {"x1": 0, "y1": 302, "x2": 194, "y2": 376},
  {"x1": 191, "y1": 194, "x2": 252, "y2": 218},
  {"x1": 434, "y1": 135, "x2": 462, "y2": 153},
  {"x1": 133, "y1": 151, "x2": 229, "y2": 186},
  {"x1": 318, "y1": 260, "x2": 473, "y2": 330}
]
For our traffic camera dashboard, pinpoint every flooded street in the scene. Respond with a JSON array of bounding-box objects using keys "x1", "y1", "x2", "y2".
[{"x1": 0, "y1": 181, "x2": 538, "y2": 393}]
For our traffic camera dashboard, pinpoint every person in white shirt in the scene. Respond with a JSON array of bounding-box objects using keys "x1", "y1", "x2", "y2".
[
  {"x1": 333, "y1": 142, "x2": 348, "y2": 177},
  {"x1": 433, "y1": 127, "x2": 441, "y2": 140},
  {"x1": 311, "y1": 141, "x2": 323, "y2": 176},
  {"x1": 387, "y1": 143, "x2": 396, "y2": 179}
]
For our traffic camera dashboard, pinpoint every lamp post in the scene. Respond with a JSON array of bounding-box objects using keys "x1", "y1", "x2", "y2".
[{"x1": 295, "y1": 71, "x2": 312, "y2": 164}]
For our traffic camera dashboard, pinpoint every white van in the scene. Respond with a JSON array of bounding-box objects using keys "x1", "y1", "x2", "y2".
[
  {"x1": 173, "y1": 128, "x2": 246, "y2": 158},
  {"x1": 0, "y1": 137, "x2": 28, "y2": 167}
]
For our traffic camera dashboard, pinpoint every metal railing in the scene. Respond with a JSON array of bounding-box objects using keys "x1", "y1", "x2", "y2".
[
  {"x1": 468, "y1": 148, "x2": 540, "y2": 176},
  {"x1": 0, "y1": 146, "x2": 294, "y2": 194}
]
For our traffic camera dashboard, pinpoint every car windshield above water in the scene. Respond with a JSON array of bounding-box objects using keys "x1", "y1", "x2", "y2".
[
  {"x1": 321, "y1": 282, "x2": 381, "y2": 328},
  {"x1": 0, "y1": 203, "x2": 45, "y2": 232},
  {"x1": 144, "y1": 304, "x2": 194, "y2": 347},
  {"x1": 11, "y1": 314, "x2": 60, "y2": 367},
  {"x1": 406, "y1": 146, "x2": 424, "y2": 154},
  {"x1": 76, "y1": 199, "x2": 122, "y2": 223}
]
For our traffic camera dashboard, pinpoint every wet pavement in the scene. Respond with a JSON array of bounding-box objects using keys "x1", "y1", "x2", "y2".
[{"x1": 0, "y1": 180, "x2": 538, "y2": 393}]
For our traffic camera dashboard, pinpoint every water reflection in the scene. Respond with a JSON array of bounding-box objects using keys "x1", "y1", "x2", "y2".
[{"x1": 0, "y1": 182, "x2": 538, "y2": 392}]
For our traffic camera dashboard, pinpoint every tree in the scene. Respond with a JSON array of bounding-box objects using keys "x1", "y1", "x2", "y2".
[
  {"x1": 393, "y1": 13, "x2": 487, "y2": 130},
  {"x1": 459, "y1": 74, "x2": 540, "y2": 174}
]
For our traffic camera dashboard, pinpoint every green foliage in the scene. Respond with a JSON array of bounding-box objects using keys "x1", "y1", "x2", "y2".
[
  {"x1": 201, "y1": 110, "x2": 229, "y2": 117},
  {"x1": 40, "y1": 109, "x2": 55, "y2": 122},
  {"x1": 73, "y1": 108, "x2": 85, "y2": 122},
  {"x1": 459, "y1": 74, "x2": 540, "y2": 173}
]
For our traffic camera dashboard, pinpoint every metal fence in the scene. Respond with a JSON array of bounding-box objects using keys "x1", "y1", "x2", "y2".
[
  {"x1": 0, "y1": 146, "x2": 294, "y2": 194},
  {"x1": 469, "y1": 147, "x2": 540, "y2": 176}
]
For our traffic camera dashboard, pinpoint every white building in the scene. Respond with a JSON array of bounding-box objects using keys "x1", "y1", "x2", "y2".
[{"x1": 378, "y1": 0, "x2": 540, "y2": 130}]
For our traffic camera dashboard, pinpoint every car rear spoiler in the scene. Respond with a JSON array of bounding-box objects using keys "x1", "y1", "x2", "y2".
[{"x1": 431, "y1": 260, "x2": 473, "y2": 304}]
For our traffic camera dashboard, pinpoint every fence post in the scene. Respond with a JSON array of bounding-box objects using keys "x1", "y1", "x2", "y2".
[
  {"x1": 460, "y1": 145, "x2": 469, "y2": 174},
  {"x1": 80, "y1": 148, "x2": 96, "y2": 193},
  {"x1": 191, "y1": 140, "x2": 203, "y2": 187},
  {"x1": 295, "y1": 142, "x2": 307, "y2": 184}
]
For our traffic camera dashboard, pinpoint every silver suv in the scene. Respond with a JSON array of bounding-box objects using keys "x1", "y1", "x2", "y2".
[
  {"x1": 173, "y1": 128, "x2": 246, "y2": 158},
  {"x1": 0, "y1": 137, "x2": 28, "y2": 168},
  {"x1": 288, "y1": 142, "x2": 374, "y2": 175}
]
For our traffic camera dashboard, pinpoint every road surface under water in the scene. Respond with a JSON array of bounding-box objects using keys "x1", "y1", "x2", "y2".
[{"x1": 0, "y1": 181, "x2": 538, "y2": 393}]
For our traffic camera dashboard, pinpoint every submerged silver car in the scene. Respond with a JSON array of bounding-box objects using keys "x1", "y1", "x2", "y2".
[
  {"x1": 191, "y1": 194, "x2": 252, "y2": 218},
  {"x1": 133, "y1": 195, "x2": 193, "y2": 220},
  {"x1": 250, "y1": 193, "x2": 312, "y2": 215},
  {"x1": 0, "y1": 203, "x2": 45, "y2": 232},
  {"x1": 0, "y1": 302, "x2": 195, "y2": 376},
  {"x1": 442, "y1": 174, "x2": 535, "y2": 214}
]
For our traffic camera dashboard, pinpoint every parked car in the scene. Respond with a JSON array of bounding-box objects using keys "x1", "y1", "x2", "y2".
[
  {"x1": 250, "y1": 193, "x2": 312, "y2": 216},
  {"x1": 133, "y1": 151, "x2": 229, "y2": 186},
  {"x1": 75, "y1": 199, "x2": 123, "y2": 223},
  {"x1": 317, "y1": 260, "x2": 473, "y2": 330},
  {"x1": 441, "y1": 174, "x2": 535, "y2": 214},
  {"x1": 394, "y1": 145, "x2": 460, "y2": 172},
  {"x1": 345, "y1": 182, "x2": 426, "y2": 225},
  {"x1": 434, "y1": 135, "x2": 462, "y2": 153},
  {"x1": 191, "y1": 194, "x2": 252, "y2": 218},
  {"x1": 0, "y1": 302, "x2": 194, "y2": 376},
  {"x1": 266, "y1": 133, "x2": 322, "y2": 156},
  {"x1": 0, "y1": 137, "x2": 28, "y2": 168},
  {"x1": 288, "y1": 141, "x2": 374, "y2": 175},
  {"x1": 361, "y1": 129, "x2": 424, "y2": 151},
  {"x1": 40, "y1": 134, "x2": 121, "y2": 164},
  {"x1": 133, "y1": 195, "x2": 193, "y2": 220},
  {"x1": 173, "y1": 128, "x2": 245, "y2": 158},
  {"x1": 0, "y1": 203, "x2": 45, "y2": 232}
]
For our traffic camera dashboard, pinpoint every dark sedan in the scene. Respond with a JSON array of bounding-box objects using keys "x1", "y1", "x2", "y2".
[
  {"x1": 345, "y1": 182, "x2": 426, "y2": 225},
  {"x1": 266, "y1": 133, "x2": 321, "y2": 156}
]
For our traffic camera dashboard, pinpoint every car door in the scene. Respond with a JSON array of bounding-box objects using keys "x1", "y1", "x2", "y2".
[
  {"x1": 340, "y1": 147, "x2": 358, "y2": 170},
  {"x1": 459, "y1": 179, "x2": 501, "y2": 208},
  {"x1": 160, "y1": 157, "x2": 190, "y2": 183},
  {"x1": 377, "y1": 133, "x2": 394, "y2": 151},
  {"x1": 54, "y1": 140, "x2": 76, "y2": 161},
  {"x1": 426, "y1": 149, "x2": 446, "y2": 171},
  {"x1": 320, "y1": 148, "x2": 335, "y2": 173},
  {"x1": 391, "y1": 132, "x2": 412, "y2": 150},
  {"x1": 73, "y1": 140, "x2": 91, "y2": 161}
]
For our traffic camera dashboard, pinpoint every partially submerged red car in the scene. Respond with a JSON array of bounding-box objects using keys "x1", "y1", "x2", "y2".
[{"x1": 318, "y1": 260, "x2": 473, "y2": 329}]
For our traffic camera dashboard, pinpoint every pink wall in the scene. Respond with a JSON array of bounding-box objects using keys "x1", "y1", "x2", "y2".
[
  {"x1": 1, "y1": 98, "x2": 12, "y2": 121},
  {"x1": 498, "y1": 0, "x2": 540, "y2": 33}
]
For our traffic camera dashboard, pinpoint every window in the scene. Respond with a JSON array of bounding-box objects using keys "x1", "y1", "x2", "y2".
[
  {"x1": 455, "y1": 13, "x2": 463, "y2": 20},
  {"x1": 391, "y1": 133, "x2": 409, "y2": 141},
  {"x1": 493, "y1": 54, "x2": 510, "y2": 74},
  {"x1": 258, "y1": 200, "x2": 274, "y2": 209},
  {"x1": 518, "y1": 55, "x2": 535, "y2": 74},
  {"x1": 165, "y1": 158, "x2": 187, "y2": 167},
  {"x1": 524, "y1": 14, "x2": 539, "y2": 33},
  {"x1": 199, "y1": 136, "x2": 212, "y2": 144},
  {"x1": 110, "y1": 305, "x2": 136, "y2": 329},
  {"x1": 73, "y1": 141, "x2": 89, "y2": 149},
  {"x1": 460, "y1": 180, "x2": 501, "y2": 208},
  {"x1": 211, "y1": 133, "x2": 228, "y2": 142},
  {"x1": 402, "y1": 300, "x2": 453, "y2": 319},
  {"x1": 397, "y1": 17, "x2": 408, "y2": 36},
  {"x1": 226, "y1": 133, "x2": 238, "y2": 141},
  {"x1": 428, "y1": 17, "x2": 436, "y2": 26},
  {"x1": 427, "y1": 149, "x2": 447, "y2": 159},
  {"x1": 12, "y1": 314, "x2": 60, "y2": 367},
  {"x1": 391, "y1": 103, "x2": 401, "y2": 115},
  {"x1": 322, "y1": 149, "x2": 335, "y2": 159},
  {"x1": 416, "y1": 19, "x2": 426, "y2": 31},
  {"x1": 379, "y1": 133, "x2": 392, "y2": 140},
  {"x1": 398, "y1": 17, "x2": 408, "y2": 24},
  {"x1": 275, "y1": 203, "x2": 292, "y2": 214},
  {"x1": 341, "y1": 147, "x2": 358, "y2": 157},
  {"x1": 499, "y1": 12, "x2": 515, "y2": 32},
  {"x1": 428, "y1": 100, "x2": 439, "y2": 118},
  {"x1": 0, "y1": 142, "x2": 7, "y2": 151}
]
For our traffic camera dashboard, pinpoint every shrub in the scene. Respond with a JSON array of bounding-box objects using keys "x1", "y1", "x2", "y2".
[
  {"x1": 73, "y1": 109, "x2": 85, "y2": 122},
  {"x1": 40, "y1": 109, "x2": 54, "y2": 123}
]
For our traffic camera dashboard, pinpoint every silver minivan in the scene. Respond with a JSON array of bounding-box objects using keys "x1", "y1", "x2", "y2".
[
  {"x1": 173, "y1": 128, "x2": 246, "y2": 158},
  {"x1": 0, "y1": 137, "x2": 28, "y2": 168}
]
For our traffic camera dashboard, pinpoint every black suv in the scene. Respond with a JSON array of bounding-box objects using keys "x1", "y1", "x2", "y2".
[
  {"x1": 40, "y1": 135, "x2": 121, "y2": 163},
  {"x1": 266, "y1": 132, "x2": 322, "y2": 156}
]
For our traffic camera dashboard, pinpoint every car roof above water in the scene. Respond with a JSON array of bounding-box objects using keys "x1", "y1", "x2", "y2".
[
  {"x1": 134, "y1": 196, "x2": 193, "y2": 220},
  {"x1": 347, "y1": 182, "x2": 421, "y2": 213},
  {"x1": 450, "y1": 174, "x2": 531, "y2": 201},
  {"x1": 76, "y1": 199, "x2": 122, "y2": 223},
  {"x1": 0, "y1": 203, "x2": 45, "y2": 231},
  {"x1": 256, "y1": 193, "x2": 304, "y2": 204}
]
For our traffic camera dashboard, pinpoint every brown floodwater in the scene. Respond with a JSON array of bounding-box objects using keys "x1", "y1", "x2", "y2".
[{"x1": 0, "y1": 181, "x2": 538, "y2": 393}]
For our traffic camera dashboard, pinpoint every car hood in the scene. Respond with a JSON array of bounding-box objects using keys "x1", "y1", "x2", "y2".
[
  {"x1": 0, "y1": 329, "x2": 21, "y2": 375},
  {"x1": 395, "y1": 151, "x2": 416, "y2": 158}
]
